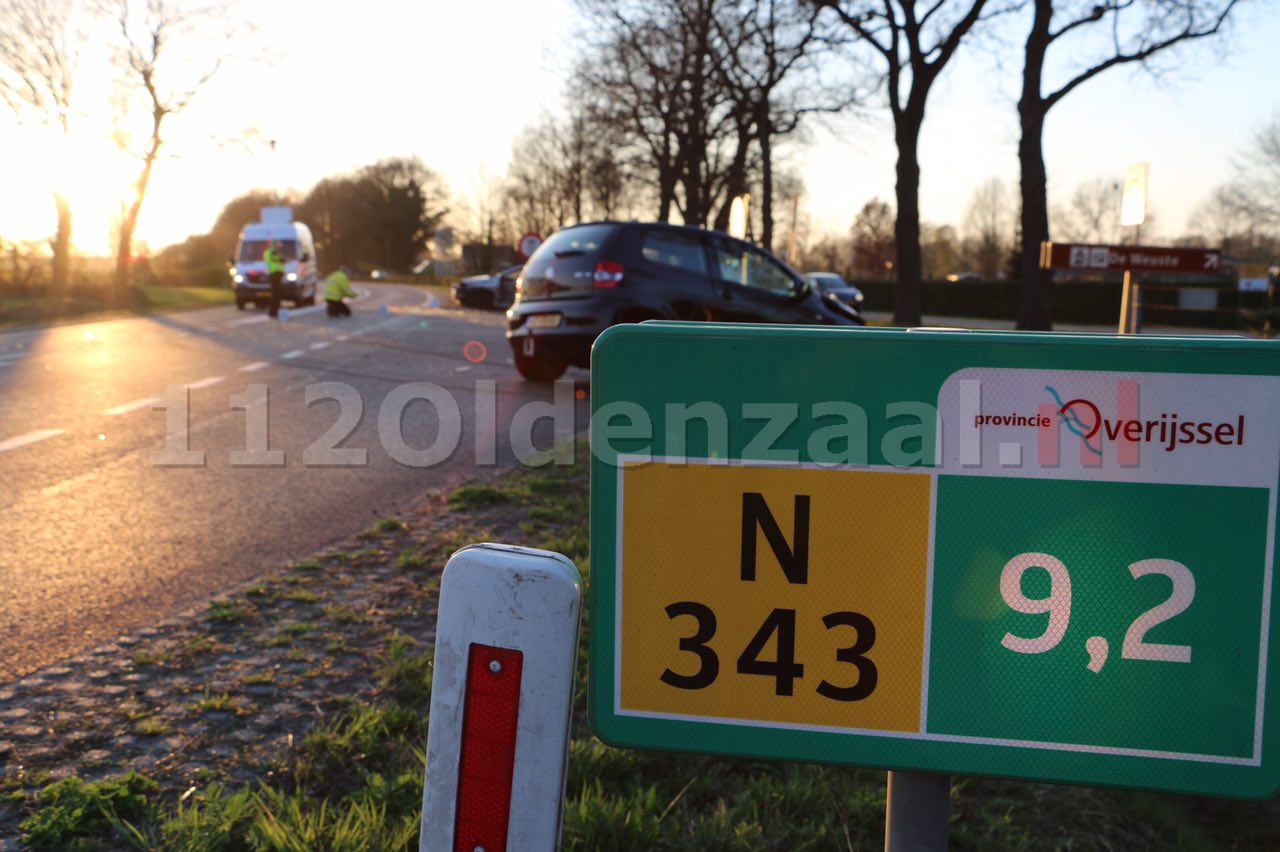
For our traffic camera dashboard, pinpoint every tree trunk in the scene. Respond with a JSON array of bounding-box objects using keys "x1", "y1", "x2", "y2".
[
  {"x1": 1016, "y1": 0, "x2": 1054, "y2": 331},
  {"x1": 758, "y1": 108, "x2": 775, "y2": 251},
  {"x1": 714, "y1": 117, "x2": 753, "y2": 232},
  {"x1": 51, "y1": 191, "x2": 71, "y2": 295},
  {"x1": 1016, "y1": 109, "x2": 1053, "y2": 330},
  {"x1": 893, "y1": 112, "x2": 924, "y2": 327},
  {"x1": 114, "y1": 137, "x2": 161, "y2": 300},
  {"x1": 658, "y1": 168, "x2": 676, "y2": 222}
]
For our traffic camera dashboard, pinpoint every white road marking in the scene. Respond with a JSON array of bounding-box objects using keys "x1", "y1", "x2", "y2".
[
  {"x1": 229, "y1": 314, "x2": 269, "y2": 327},
  {"x1": 308, "y1": 341, "x2": 330, "y2": 350},
  {"x1": 281, "y1": 350, "x2": 304, "y2": 359},
  {"x1": 336, "y1": 335, "x2": 350, "y2": 342},
  {"x1": 41, "y1": 470, "x2": 100, "y2": 498},
  {"x1": 239, "y1": 361, "x2": 270, "y2": 373},
  {"x1": 0, "y1": 429, "x2": 66, "y2": 453},
  {"x1": 185, "y1": 376, "x2": 225, "y2": 390},
  {"x1": 103, "y1": 396, "x2": 161, "y2": 416}
]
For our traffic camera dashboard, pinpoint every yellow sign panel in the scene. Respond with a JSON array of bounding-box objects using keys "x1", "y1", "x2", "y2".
[{"x1": 619, "y1": 461, "x2": 932, "y2": 733}]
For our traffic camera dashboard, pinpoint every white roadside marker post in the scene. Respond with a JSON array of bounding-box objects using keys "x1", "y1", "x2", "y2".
[{"x1": 420, "y1": 544, "x2": 582, "y2": 852}]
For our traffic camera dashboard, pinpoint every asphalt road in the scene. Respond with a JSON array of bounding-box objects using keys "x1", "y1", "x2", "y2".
[{"x1": 0, "y1": 283, "x2": 590, "y2": 679}]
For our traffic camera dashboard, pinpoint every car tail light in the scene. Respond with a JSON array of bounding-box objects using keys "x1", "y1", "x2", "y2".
[{"x1": 593, "y1": 260, "x2": 624, "y2": 288}]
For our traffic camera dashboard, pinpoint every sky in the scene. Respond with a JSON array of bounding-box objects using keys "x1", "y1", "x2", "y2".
[{"x1": 1, "y1": 0, "x2": 1277, "y2": 257}]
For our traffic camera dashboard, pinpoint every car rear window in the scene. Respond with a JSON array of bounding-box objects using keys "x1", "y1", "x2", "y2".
[
  {"x1": 520, "y1": 224, "x2": 617, "y2": 300},
  {"x1": 641, "y1": 229, "x2": 707, "y2": 275}
]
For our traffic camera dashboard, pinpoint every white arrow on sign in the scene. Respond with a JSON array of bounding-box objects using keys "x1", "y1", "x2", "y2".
[{"x1": 1205, "y1": 254, "x2": 1220, "y2": 270}]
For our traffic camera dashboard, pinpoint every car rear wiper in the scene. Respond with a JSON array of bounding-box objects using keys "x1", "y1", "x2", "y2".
[{"x1": 554, "y1": 250, "x2": 586, "y2": 258}]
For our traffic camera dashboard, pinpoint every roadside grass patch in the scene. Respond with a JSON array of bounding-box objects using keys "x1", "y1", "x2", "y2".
[
  {"x1": 322, "y1": 603, "x2": 365, "y2": 624},
  {"x1": 134, "y1": 718, "x2": 172, "y2": 736},
  {"x1": 19, "y1": 772, "x2": 158, "y2": 849},
  {"x1": 131, "y1": 648, "x2": 173, "y2": 667},
  {"x1": 523, "y1": 474, "x2": 565, "y2": 495},
  {"x1": 292, "y1": 558, "x2": 322, "y2": 572},
  {"x1": 282, "y1": 587, "x2": 320, "y2": 604},
  {"x1": 191, "y1": 692, "x2": 244, "y2": 715},
  {"x1": 184, "y1": 635, "x2": 227, "y2": 655},
  {"x1": 206, "y1": 599, "x2": 246, "y2": 623},
  {"x1": 376, "y1": 517, "x2": 406, "y2": 533},
  {"x1": 447, "y1": 483, "x2": 510, "y2": 510},
  {"x1": 394, "y1": 548, "x2": 426, "y2": 570}
]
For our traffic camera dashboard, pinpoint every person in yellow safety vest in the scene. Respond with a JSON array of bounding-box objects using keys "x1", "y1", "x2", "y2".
[
  {"x1": 324, "y1": 267, "x2": 357, "y2": 317},
  {"x1": 263, "y1": 240, "x2": 286, "y2": 319}
]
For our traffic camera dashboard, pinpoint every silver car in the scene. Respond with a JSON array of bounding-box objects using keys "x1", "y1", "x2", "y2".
[
  {"x1": 804, "y1": 272, "x2": 865, "y2": 310},
  {"x1": 452, "y1": 264, "x2": 523, "y2": 310}
]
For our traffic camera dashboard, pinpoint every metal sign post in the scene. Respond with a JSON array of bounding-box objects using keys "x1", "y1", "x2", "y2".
[
  {"x1": 885, "y1": 771, "x2": 950, "y2": 852},
  {"x1": 1118, "y1": 269, "x2": 1140, "y2": 334},
  {"x1": 589, "y1": 322, "x2": 1280, "y2": 812}
]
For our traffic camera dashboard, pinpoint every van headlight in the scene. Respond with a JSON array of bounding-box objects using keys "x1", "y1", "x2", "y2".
[
  {"x1": 286, "y1": 273, "x2": 297, "y2": 282},
  {"x1": 233, "y1": 274, "x2": 244, "y2": 284}
]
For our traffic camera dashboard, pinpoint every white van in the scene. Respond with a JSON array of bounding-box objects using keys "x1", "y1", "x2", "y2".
[{"x1": 230, "y1": 207, "x2": 319, "y2": 310}]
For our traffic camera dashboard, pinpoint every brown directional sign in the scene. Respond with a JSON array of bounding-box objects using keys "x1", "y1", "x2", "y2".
[{"x1": 1040, "y1": 242, "x2": 1222, "y2": 274}]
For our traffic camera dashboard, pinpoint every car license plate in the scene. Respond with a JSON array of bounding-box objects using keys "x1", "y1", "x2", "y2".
[
  {"x1": 527, "y1": 314, "x2": 561, "y2": 329},
  {"x1": 522, "y1": 336, "x2": 535, "y2": 357}
]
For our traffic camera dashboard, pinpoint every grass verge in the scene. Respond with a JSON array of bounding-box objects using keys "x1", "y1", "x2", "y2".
[
  {"x1": 12, "y1": 445, "x2": 1280, "y2": 850},
  {"x1": 0, "y1": 285, "x2": 233, "y2": 329}
]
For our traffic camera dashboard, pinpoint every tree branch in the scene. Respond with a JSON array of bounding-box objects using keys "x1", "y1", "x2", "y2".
[{"x1": 1044, "y1": 0, "x2": 1237, "y2": 111}]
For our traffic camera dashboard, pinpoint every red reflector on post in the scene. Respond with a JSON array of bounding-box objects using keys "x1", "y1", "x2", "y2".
[{"x1": 453, "y1": 643, "x2": 523, "y2": 852}]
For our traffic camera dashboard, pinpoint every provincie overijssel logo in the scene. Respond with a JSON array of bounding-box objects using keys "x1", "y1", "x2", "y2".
[{"x1": 969, "y1": 380, "x2": 1248, "y2": 466}]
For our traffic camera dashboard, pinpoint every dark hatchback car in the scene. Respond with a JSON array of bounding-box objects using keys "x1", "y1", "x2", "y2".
[{"x1": 506, "y1": 221, "x2": 865, "y2": 381}]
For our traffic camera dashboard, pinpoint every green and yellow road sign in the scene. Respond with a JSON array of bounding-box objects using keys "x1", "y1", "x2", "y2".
[{"x1": 588, "y1": 323, "x2": 1280, "y2": 798}]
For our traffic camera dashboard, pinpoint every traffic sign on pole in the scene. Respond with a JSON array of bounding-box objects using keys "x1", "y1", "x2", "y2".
[
  {"x1": 1040, "y1": 242, "x2": 1221, "y2": 274},
  {"x1": 588, "y1": 323, "x2": 1280, "y2": 798},
  {"x1": 517, "y1": 232, "x2": 543, "y2": 261}
]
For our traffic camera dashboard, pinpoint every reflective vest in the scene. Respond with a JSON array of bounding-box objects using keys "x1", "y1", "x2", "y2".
[
  {"x1": 324, "y1": 271, "x2": 355, "y2": 301},
  {"x1": 264, "y1": 245, "x2": 285, "y2": 274}
]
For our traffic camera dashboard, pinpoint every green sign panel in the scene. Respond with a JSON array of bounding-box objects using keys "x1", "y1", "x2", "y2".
[{"x1": 588, "y1": 323, "x2": 1280, "y2": 798}]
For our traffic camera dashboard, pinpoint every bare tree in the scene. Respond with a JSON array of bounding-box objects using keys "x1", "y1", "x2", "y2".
[
  {"x1": 715, "y1": 0, "x2": 862, "y2": 249},
  {"x1": 575, "y1": 0, "x2": 729, "y2": 224},
  {"x1": 922, "y1": 222, "x2": 963, "y2": 279},
  {"x1": 1015, "y1": 0, "x2": 1239, "y2": 330},
  {"x1": 963, "y1": 176, "x2": 1012, "y2": 279},
  {"x1": 0, "y1": 0, "x2": 80, "y2": 293},
  {"x1": 819, "y1": 0, "x2": 997, "y2": 326},
  {"x1": 1230, "y1": 113, "x2": 1280, "y2": 227},
  {"x1": 98, "y1": 0, "x2": 230, "y2": 298},
  {"x1": 850, "y1": 196, "x2": 896, "y2": 276},
  {"x1": 1051, "y1": 176, "x2": 1120, "y2": 243}
]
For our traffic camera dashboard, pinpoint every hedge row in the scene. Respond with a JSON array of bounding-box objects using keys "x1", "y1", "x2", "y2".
[{"x1": 855, "y1": 279, "x2": 1269, "y2": 330}]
